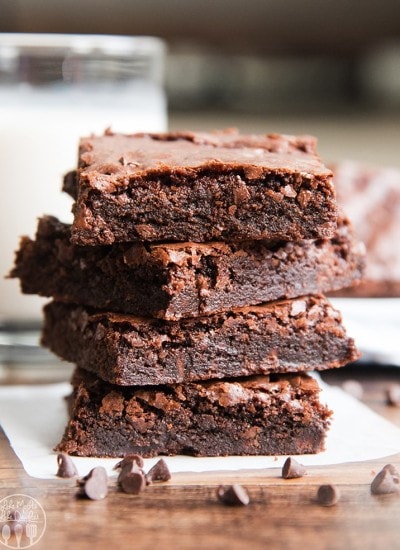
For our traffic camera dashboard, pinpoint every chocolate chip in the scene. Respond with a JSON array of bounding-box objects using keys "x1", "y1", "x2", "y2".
[
  {"x1": 116, "y1": 457, "x2": 147, "y2": 495},
  {"x1": 282, "y1": 457, "x2": 307, "y2": 479},
  {"x1": 117, "y1": 459, "x2": 143, "y2": 485},
  {"x1": 77, "y1": 467, "x2": 108, "y2": 500},
  {"x1": 341, "y1": 379, "x2": 363, "y2": 400},
  {"x1": 317, "y1": 484, "x2": 340, "y2": 506},
  {"x1": 371, "y1": 465, "x2": 400, "y2": 495},
  {"x1": 120, "y1": 471, "x2": 146, "y2": 495},
  {"x1": 56, "y1": 453, "x2": 79, "y2": 478},
  {"x1": 113, "y1": 454, "x2": 144, "y2": 470},
  {"x1": 146, "y1": 459, "x2": 171, "y2": 484},
  {"x1": 217, "y1": 484, "x2": 250, "y2": 506},
  {"x1": 385, "y1": 384, "x2": 400, "y2": 407},
  {"x1": 382, "y1": 463, "x2": 399, "y2": 478}
]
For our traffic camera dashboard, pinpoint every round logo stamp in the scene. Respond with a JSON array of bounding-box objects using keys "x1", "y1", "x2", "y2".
[{"x1": 0, "y1": 494, "x2": 46, "y2": 549}]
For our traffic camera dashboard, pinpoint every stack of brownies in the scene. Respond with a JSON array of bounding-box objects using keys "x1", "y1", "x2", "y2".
[{"x1": 11, "y1": 129, "x2": 364, "y2": 458}]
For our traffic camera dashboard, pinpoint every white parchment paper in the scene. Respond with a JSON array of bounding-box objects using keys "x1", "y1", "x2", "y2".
[{"x1": 0, "y1": 378, "x2": 399, "y2": 479}]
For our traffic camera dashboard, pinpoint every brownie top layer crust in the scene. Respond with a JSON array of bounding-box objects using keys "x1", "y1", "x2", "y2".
[
  {"x1": 78, "y1": 129, "x2": 332, "y2": 182},
  {"x1": 68, "y1": 129, "x2": 337, "y2": 245},
  {"x1": 70, "y1": 367, "x2": 323, "y2": 408}
]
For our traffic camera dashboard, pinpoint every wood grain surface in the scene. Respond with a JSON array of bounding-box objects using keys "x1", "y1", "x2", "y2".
[{"x1": 0, "y1": 365, "x2": 399, "y2": 550}]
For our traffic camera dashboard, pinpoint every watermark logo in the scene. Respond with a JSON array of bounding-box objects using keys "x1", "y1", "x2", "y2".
[{"x1": 0, "y1": 494, "x2": 46, "y2": 549}]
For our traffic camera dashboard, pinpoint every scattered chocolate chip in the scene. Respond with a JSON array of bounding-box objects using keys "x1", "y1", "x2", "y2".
[
  {"x1": 116, "y1": 456, "x2": 150, "y2": 494},
  {"x1": 282, "y1": 457, "x2": 307, "y2": 479},
  {"x1": 317, "y1": 484, "x2": 340, "y2": 506},
  {"x1": 120, "y1": 471, "x2": 146, "y2": 495},
  {"x1": 113, "y1": 454, "x2": 144, "y2": 470},
  {"x1": 341, "y1": 379, "x2": 363, "y2": 400},
  {"x1": 385, "y1": 384, "x2": 400, "y2": 407},
  {"x1": 371, "y1": 465, "x2": 400, "y2": 495},
  {"x1": 146, "y1": 459, "x2": 171, "y2": 484},
  {"x1": 117, "y1": 460, "x2": 143, "y2": 484},
  {"x1": 77, "y1": 467, "x2": 108, "y2": 500},
  {"x1": 217, "y1": 484, "x2": 250, "y2": 506},
  {"x1": 382, "y1": 463, "x2": 399, "y2": 478},
  {"x1": 56, "y1": 453, "x2": 79, "y2": 478}
]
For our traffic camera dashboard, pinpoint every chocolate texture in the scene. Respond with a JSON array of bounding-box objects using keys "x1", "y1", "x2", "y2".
[
  {"x1": 66, "y1": 129, "x2": 337, "y2": 245},
  {"x1": 56, "y1": 368, "x2": 333, "y2": 458},
  {"x1": 11, "y1": 215, "x2": 364, "y2": 320},
  {"x1": 41, "y1": 295, "x2": 360, "y2": 386}
]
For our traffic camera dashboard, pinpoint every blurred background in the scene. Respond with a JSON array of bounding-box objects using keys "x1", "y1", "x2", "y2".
[{"x1": 1, "y1": 0, "x2": 400, "y2": 166}]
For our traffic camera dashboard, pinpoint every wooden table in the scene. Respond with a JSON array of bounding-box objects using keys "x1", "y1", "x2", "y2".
[{"x1": 0, "y1": 365, "x2": 399, "y2": 550}]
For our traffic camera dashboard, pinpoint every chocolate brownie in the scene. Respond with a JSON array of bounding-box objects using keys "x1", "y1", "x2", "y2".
[
  {"x1": 67, "y1": 129, "x2": 336, "y2": 245},
  {"x1": 11, "y1": 215, "x2": 365, "y2": 320},
  {"x1": 331, "y1": 160, "x2": 400, "y2": 297},
  {"x1": 56, "y1": 368, "x2": 333, "y2": 457},
  {"x1": 42, "y1": 296, "x2": 360, "y2": 386}
]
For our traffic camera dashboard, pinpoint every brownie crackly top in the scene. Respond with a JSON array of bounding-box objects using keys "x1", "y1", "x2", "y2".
[
  {"x1": 67, "y1": 129, "x2": 337, "y2": 245},
  {"x1": 77, "y1": 129, "x2": 331, "y2": 181}
]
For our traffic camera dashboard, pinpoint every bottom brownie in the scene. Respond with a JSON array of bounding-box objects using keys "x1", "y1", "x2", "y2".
[{"x1": 56, "y1": 369, "x2": 332, "y2": 458}]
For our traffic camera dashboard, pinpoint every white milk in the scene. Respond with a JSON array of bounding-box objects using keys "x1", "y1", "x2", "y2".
[{"x1": 0, "y1": 39, "x2": 167, "y2": 322}]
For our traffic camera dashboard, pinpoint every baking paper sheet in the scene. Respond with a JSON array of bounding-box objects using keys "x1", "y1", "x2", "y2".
[{"x1": 0, "y1": 378, "x2": 399, "y2": 479}]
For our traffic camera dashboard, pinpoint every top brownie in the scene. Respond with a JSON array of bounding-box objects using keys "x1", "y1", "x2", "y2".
[{"x1": 68, "y1": 129, "x2": 336, "y2": 246}]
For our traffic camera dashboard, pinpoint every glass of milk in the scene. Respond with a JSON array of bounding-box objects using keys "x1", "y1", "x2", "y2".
[{"x1": 0, "y1": 33, "x2": 167, "y2": 324}]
